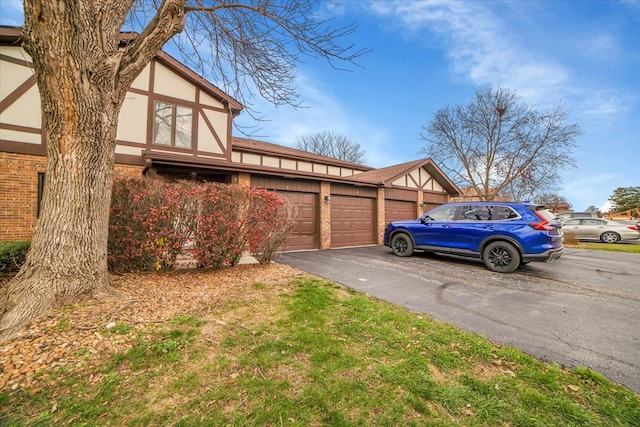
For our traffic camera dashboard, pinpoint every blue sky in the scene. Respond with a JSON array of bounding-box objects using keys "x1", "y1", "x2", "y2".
[{"x1": 2, "y1": 1, "x2": 638, "y2": 211}]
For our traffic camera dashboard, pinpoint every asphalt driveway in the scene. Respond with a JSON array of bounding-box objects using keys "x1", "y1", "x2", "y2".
[{"x1": 278, "y1": 245, "x2": 640, "y2": 393}]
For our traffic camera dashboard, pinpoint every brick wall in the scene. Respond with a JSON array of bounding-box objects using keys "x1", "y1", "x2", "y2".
[
  {"x1": 376, "y1": 188, "x2": 385, "y2": 244},
  {"x1": 114, "y1": 164, "x2": 144, "y2": 180},
  {"x1": 319, "y1": 182, "x2": 331, "y2": 249},
  {"x1": 0, "y1": 152, "x2": 47, "y2": 241},
  {"x1": 0, "y1": 153, "x2": 144, "y2": 242}
]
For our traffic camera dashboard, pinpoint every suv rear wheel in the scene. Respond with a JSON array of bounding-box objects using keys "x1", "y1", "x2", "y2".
[
  {"x1": 483, "y1": 241, "x2": 520, "y2": 273},
  {"x1": 391, "y1": 233, "x2": 414, "y2": 257}
]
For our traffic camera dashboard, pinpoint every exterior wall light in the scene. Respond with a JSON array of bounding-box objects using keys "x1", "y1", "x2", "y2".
[{"x1": 324, "y1": 195, "x2": 331, "y2": 203}]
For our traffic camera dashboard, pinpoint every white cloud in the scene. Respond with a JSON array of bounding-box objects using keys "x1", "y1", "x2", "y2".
[
  {"x1": 560, "y1": 171, "x2": 622, "y2": 211},
  {"x1": 365, "y1": 1, "x2": 572, "y2": 103},
  {"x1": 233, "y1": 70, "x2": 392, "y2": 167},
  {"x1": 579, "y1": 89, "x2": 637, "y2": 116},
  {"x1": 577, "y1": 33, "x2": 619, "y2": 60}
]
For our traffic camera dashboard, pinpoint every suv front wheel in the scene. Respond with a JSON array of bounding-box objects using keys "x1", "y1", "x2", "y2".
[
  {"x1": 391, "y1": 233, "x2": 414, "y2": 257},
  {"x1": 483, "y1": 241, "x2": 521, "y2": 273}
]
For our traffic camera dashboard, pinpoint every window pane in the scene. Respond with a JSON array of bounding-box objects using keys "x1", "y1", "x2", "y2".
[
  {"x1": 428, "y1": 206, "x2": 458, "y2": 221},
  {"x1": 462, "y1": 206, "x2": 491, "y2": 221},
  {"x1": 174, "y1": 106, "x2": 193, "y2": 148},
  {"x1": 154, "y1": 102, "x2": 173, "y2": 145},
  {"x1": 493, "y1": 206, "x2": 519, "y2": 220}
]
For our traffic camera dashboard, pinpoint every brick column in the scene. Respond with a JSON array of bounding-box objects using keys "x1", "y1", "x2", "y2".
[
  {"x1": 319, "y1": 182, "x2": 331, "y2": 249},
  {"x1": 376, "y1": 187, "x2": 385, "y2": 244},
  {"x1": 232, "y1": 172, "x2": 251, "y2": 186},
  {"x1": 417, "y1": 190, "x2": 424, "y2": 217}
]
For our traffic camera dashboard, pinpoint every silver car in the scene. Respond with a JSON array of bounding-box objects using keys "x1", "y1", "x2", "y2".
[{"x1": 561, "y1": 217, "x2": 640, "y2": 243}]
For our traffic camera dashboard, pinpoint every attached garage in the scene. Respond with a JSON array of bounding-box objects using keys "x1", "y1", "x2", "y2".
[{"x1": 331, "y1": 187, "x2": 376, "y2": 247}]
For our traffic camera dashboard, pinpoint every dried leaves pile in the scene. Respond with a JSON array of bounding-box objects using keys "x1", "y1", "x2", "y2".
[{"x1": 0, "y1": 263, "x2": 305, "y2": 393}]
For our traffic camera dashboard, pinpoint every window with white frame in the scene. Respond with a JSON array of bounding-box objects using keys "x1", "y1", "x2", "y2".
[{"x1": 153, "y1": 101, "x2": 193, "y2": 148}]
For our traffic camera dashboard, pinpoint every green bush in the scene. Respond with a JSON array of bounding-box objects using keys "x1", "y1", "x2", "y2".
[{"x1": 0, "y1": 241, "x2": 30, "y2": 274}]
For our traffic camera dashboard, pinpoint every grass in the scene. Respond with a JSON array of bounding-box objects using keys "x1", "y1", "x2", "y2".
[
  {"x1": 564, "y1": 236, "x2": 640, "y2": 253},
  {"x1": 1, "y1": 277, "x2": 639, "y2": 426},
  {"x1": 579, "y1": 242, "x2": 640, "y2": 253}
]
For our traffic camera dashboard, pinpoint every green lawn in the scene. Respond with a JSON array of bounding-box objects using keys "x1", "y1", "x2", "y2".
[
  {"x1": 2, "y1": 276, "x2": 638, "y2": 426},
  {"x1": 568, "y1": 241, "x2": 640, "y2": 253}
]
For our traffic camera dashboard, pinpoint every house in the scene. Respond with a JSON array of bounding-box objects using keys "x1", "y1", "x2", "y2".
[{"x1": 0, "y1": 25, "x2": 461, "y2": 250}]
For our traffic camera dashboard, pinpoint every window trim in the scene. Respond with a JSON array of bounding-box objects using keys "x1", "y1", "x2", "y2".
[
  {"x1": 152, "y1": 101, "x2": 194, "y2": 149},
  {"x1": 37, "y1": 172, "x2": 45, "y2": 217}
]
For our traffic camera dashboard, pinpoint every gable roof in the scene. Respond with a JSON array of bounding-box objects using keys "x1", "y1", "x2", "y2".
[
  {"x1": 345, "y1": 158, "x2": 461, "y2": 195},
  {"x1": 233, "y1": 137, "x2": 460, "y2": 195},
  {"x1": 2, "y1": 25, "x2": 460, "y2": 197},
  {"x1": 0, "y1": 25, "x2": 243, "y2": 116},
  {"x1": 155, "y1": 51, "x2": 243, "y2": 116}
]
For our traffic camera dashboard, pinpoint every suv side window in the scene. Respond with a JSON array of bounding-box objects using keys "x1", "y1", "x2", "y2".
[
  {"x1": 426, "y1": 205, "x2": 458, "y2": 221},
  {"x1": 461, "y1": 205, "x2": 519, "y2": 221},
  {"x1": 493, "y1": 206, "x2": 520, "y2": 220},
  {"x1": 461, "y1": 205, "x2": 491, "y2": 221}
]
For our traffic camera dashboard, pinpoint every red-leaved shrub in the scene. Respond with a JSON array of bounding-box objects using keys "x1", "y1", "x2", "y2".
[{"x1": 108, "y1": 179, "x2": 295, "y2": 272}]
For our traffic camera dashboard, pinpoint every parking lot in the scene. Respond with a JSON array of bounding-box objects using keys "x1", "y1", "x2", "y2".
[{"x1": 279, "y1": 245, "x2": 640, "y2": 393}]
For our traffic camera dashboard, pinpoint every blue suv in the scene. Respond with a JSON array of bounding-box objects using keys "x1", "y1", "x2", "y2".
[{"x1": 383, "y1": 202, "x2": 564, "y2": 273}]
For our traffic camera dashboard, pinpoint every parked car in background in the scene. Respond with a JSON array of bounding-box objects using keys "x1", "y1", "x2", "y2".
[
  {"x1": 554, "y1": 211, "x2": 597, "y2": 221},
  {"x1": 561, "y1": 218, "x2": 640, "y2": 243},
  {"x1": 383, "y1": 202, "x2": 564, "y2": 273}
]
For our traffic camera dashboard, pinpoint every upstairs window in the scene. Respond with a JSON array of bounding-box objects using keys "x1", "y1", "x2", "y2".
[{"x1": 153, "y1": 101, "x2": 193, "y2": 148}]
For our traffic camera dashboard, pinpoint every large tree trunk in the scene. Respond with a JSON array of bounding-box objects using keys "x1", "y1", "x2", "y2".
[
  {"x1": 0, "y1": 4, "x2": 122, "y2": 341},
  {"x1": 0, "y1": 0, "x2": 185, "y2": 341}
]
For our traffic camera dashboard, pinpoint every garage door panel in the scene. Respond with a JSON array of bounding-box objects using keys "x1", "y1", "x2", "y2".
[
  {"x1": 385, "y1": 200, "x2": 416, "y2": 224},
  {"x1": 331, "y1": 196, "x2": 375, "y2": 248},
  {"x1": 278, "y1": 191, "x2": 318, "y2": 251}
]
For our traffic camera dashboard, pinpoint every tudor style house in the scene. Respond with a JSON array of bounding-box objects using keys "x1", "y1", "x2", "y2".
[{"x1": 0, "y1": 26, "x2": 461, "y2": 251}]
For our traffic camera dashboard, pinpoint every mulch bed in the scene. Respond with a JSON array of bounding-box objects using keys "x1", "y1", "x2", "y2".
[{"x1": 0, "y1": 263, "x2": 305, "y2": 393}]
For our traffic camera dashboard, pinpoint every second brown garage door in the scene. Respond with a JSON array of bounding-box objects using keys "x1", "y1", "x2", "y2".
[
  {"x1": 331, "y1": 195, "x2": 376, "y2": 247},
  {"x1": 385, "y1": 200, "x2": 416, "y2": 224},
  {"x1": 278, "y1": 191, "x2": 319, "y2": 251}
]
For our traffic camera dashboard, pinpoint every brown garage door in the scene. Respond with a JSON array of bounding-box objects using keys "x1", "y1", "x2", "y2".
[
  {"x1": 277, "y1": 191, "x2": 318, "y2": 251},
  {"x1": 385, "y1": 200, "x2": 416, "y2": 224},
  {"x1": 331, "y1": 195, "x2": 375, "y2": 247}
]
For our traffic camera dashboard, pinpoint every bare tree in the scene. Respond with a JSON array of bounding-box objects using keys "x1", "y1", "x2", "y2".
[
  {"x1": 534, "y1": 193, "x2": 572, "y2": 212},
  {"x1": 0, "y1": 0, "x2": 366, "y2": 340},
  {"x1": 420, "y1": 87, "x2": 581, "y2": 201},
  {"x1": 294, "y1": 130, "x2": 367, "y2": 164}
]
